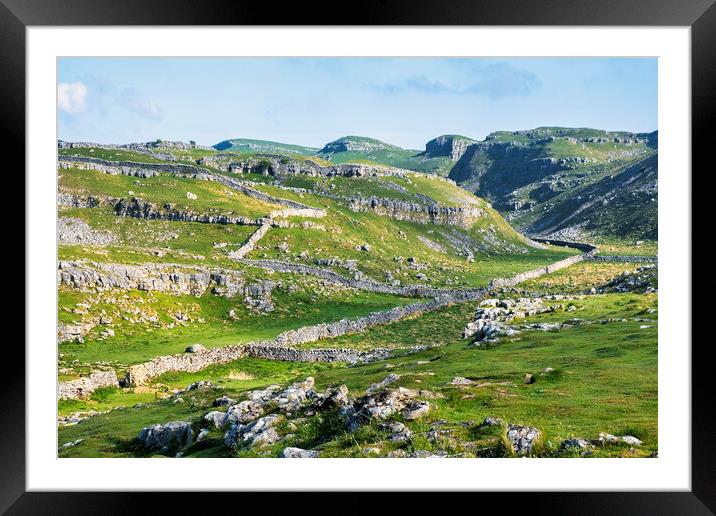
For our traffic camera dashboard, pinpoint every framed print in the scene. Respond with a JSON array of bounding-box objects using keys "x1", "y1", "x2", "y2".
[{"x1": 6, "y1": 0, "x2": 714, "y2": 512}]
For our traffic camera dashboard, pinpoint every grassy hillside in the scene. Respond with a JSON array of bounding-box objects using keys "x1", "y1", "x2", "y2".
[{"x1": 55, "y1": 138, "x2": 656, "y2": 459}]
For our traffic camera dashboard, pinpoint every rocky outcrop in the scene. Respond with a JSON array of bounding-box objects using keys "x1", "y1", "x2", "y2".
[
  {"x1": 113, "y1": 197, "x2": 264, "y2": 226},
  {"x1": 57, "y1": 260, "x2": 246, "y2": 297},
  {"x1": 346, "y1": 197, "x2": 484, "y2": 229},
  {"x1": 59, "y1": 159, "x2": 160, "y2": 178},
  {"x1": 320, "y1": 137, "x2": 389, "y2": 153},
  {"x1": 137, "y1": 421, "x2": 193, "y2": 454},
  {"x1": 269, "y1": 207, "x2": 326, "y2": 219},
  {"x1": 58, "y1": 319, "x2": 98, "y2": 344},
  {"x1": 424, "y1": 135, "x2": 475, "y2": 161},
  {"x1": 59, "y1": 155, "x2": 207, "y2": 177},
  {"x1": 57, "y1": 193, "x2": 116, "y2": 209},
  {"x1": 57, "y1": 217, "x2": 116, "y2": 246},
  {"x1": 58, "y1": 370, "x2": 118, "y2": 400},
  {"x1": 201, "y1": 153, "x2": 411, "y2": 180}
]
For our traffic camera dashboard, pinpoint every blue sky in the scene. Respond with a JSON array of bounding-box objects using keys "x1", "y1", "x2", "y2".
[{"x1": 57, "y1": 57, "x2": 657, "y2": 150}]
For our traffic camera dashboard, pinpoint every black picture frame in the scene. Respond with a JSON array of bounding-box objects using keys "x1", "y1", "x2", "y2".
[{"x1": 5, "y1": 0, "x2": 712, "y2": 512}]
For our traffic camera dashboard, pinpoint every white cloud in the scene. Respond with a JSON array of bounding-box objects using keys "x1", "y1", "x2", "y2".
[
  {"x1": 118, "y1": 88, "x2": 163, "y2": 120},
  {"x1": 57, "y1": 82, "x2": 87, "y2": 113}
]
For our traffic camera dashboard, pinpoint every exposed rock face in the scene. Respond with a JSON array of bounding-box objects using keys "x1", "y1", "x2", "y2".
[
  {"x1": 345, "y1": 197, "x2": 483, "y2": 229},
  {"x1": 114, "y1": 197, "x2": 262, "y2": 226},
  {"x1": 58, "y1": 319, "x2": 98, "y2": 344},
  {"x1": 57, "y1": 260, "x2": 246, "y2": 297},
  {"x1": 137, "y1": 421, "x2": 193, "y2": 454},
  {"x1": 201, "y1": 152, "x2": 411, "y2": 180},
  {"x1": 57, "y1": 193, "x2": 116, "y2": 209},
  {"x1": 59, "y1": 159, "x2": 160, "y2": 178},
  {"x1": 57, "y1": 217, "x2": 116, "y2": 246},
  {"x1": 424, "y1": 135, "x2": 475, "y2": 161},
  {"x1": 57, "y1": 370, "x2": 119, "y2": 400}
]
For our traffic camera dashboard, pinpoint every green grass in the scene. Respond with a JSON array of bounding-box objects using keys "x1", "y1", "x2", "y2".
[
  {"x1": 58, "y1": 292, "x2": 657, "y2": 458},
  {"x1": 58, "y1": 285, "x2": 417, "y2": 369},
  {"x1": 517, "y1": 261, "x2": 644, "y2": 293}
]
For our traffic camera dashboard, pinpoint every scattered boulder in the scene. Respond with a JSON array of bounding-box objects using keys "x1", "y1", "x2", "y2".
[
  {"x1": 186, "y1": 192, "x2": 197, "y2": 199},
  {"x1": 621, "y1": 435, "x2": 643, "y2": 446},
  {"x1": 273, "y1": 377, "x2": 315, "y2": 414},
  {"x1": 224, "y1": 414, "x2": 282, "y2": 448},
  {"x1": 562, "y1": 438, "x2": 591, "y2": 450},
  {"x1": 382, "y1": 421, "x2": 413, "y2": 442},
  {"x1": 213, "y1": 395, "x2": 237, "y2": 407},
  {"x1": 186, "y1": 380, "x2": 213, "y2": 391},
  {"x1": 506, "y1": 424, "x2": 541, "y2": 455},
  {"x1": 185, "y1": 344, "x2": 206, "y2": 353},
  {"x1": 450, "y1": 376, "x2": 474, "y2": 386},
  {"x1": 524, "y1": 373, "x2": 535, "y2": 384},
  {"x1": 403, "y1": 400, "x2": 430, "y2": 420},
  {"x1": 479, "y1": 417, "x2": 504, "y2": 428},
  {"x1": 307, "y1": 384, "x2": 350, "y2": 414},
  {"x1": 225, "y1": 400, "x2": 264, "y2": 425},
  {"x1": 280, "y1": 447, "x2": 319, "y2": 458},
  {"x1": 137, "y1": 421, "x2": 193, "y2": 454},
  {"x1": 343, "y1": 386, "x2": 420, "y2": 430}
]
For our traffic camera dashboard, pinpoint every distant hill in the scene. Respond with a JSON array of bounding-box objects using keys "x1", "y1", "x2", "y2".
[
  {"x1": 316, "y1": 136, "x2": 454, "y2": 174},
  {"x1": 447, "y1": 127, "x2": 657, "y2": 241},
  {"x1": 212, "y1": 128, "x2": 658, "y2": 242},
  {"x1": 214, "y1": 138, "x2": 320, "y2": 156}
]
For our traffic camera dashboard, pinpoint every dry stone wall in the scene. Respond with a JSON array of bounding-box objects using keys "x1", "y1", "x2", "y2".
[
  {"x1": 244, "y1": 345, "x2": 393, "y2": 364},
  {"x1": 58, "y1": 370, "x2": 118, "y2": 400},
  {"x1": 124, "y1": 345, "x2": 249, "y2": 386},
  {"x1": 488, "y1": 251, "x2": 593, "y2": 289},
  {"x1": 587, "y1": 255, "x2": 657, "y2": 263},
  {"x1": 229, "y1": 223, "x2": 272, "y2": 259}
]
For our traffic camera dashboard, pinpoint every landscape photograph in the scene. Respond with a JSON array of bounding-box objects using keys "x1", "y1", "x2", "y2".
[{"x1": 56, "y1": 57, "x2": 658, "y2": 459}]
